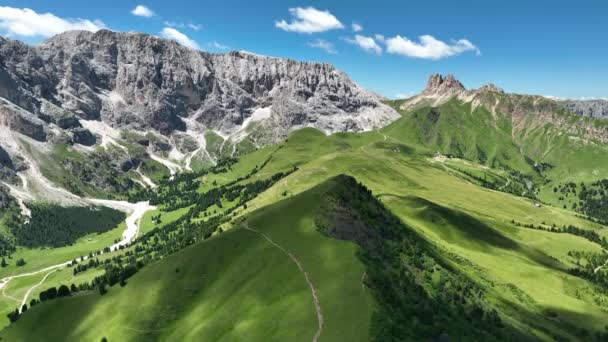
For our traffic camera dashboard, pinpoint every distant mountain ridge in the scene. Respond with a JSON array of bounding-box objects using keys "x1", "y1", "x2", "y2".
[
  {"x1": 0, "y1": 29, "x2": 398, "y2": 145},
  {"x1": 0, "y1": 29, "x2": 399, "y2": 202},
  {"x1": 561, "y1": 99, "x2": 608, "y2": 119},
  {"x1": 0, "y1": 30, "x2": 605, "y2": 205},
  {"x1": 386, "y1": 73, "x2": 608, "y2": 179}
]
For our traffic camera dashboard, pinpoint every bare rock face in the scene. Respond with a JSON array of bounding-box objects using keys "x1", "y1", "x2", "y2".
[
  {"x1": 561, "y1": 100, "x2": 608, "y2": 119},
  {"x1": 478, "y1": 84, "x2": 504, "y2": 94},
  {"x1": 0, "y1": 145, "x2": 18, "y2": 183},
  {"x1": 422, "y1": 74, "x2": 465, "y2": 96},
  {"x1": 0, "y1": 30, "x2": 399, "y2": 146},
  {"x1": 0, "y1": 184, "x2": 12, "y2": 209},
  {"x1": 69, "y1": 127, "x2": 96, "y2": 146},
  {"x1": 0, "y1": 102, "x2": 47, "y2": 141}
]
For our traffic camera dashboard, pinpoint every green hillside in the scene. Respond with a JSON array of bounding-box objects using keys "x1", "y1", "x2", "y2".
[
  {"x1": 2, "y1": 95, "x2": 608, "y2": 341},
  {"x1": 0, "y1": 177, "x2": 374, "y2": 341}
]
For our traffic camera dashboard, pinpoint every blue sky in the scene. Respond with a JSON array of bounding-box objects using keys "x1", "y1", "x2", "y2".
[{"x1": 0, "y1": 0, "x2": 606, "y2": 99}]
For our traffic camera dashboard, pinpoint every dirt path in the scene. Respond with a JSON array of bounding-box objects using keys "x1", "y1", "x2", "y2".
[
  {"x1": 0, "y1": 200, "x2": 155, "y2": 313},
  {"x1": 594, "y1": 258, "x2": 608, "y2": 274},
  {"x1": 19, "y1": 269, "x2": 58, "y2": 311},
  {"x1": 2, "y1": 282, "x2": 20, "y2": 303},
  {"x1": 499, "y1": 178, "x2": 511, "y2": 191},
  {"x1": 376, "y1": 129, "x2": 388, "y2": 141},
  {"x1": 243, "y1": 223, "x2": 323, "y2": 342}
]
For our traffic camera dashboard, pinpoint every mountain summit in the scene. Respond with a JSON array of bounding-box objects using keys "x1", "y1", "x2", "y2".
[{"x1": 422, "y1": 74, "x2": 466, "y2": 96}]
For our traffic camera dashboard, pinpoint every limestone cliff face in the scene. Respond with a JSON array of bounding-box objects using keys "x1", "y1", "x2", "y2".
[
  {"x1": 561, "y1": 100, "x2": 608, "y2": 119},
  {"x1": 0, "y1": 30, "x2": 399, "y2": 143}
]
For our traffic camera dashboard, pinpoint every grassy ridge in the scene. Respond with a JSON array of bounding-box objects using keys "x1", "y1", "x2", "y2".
[
  {"x1": 3, "y1": 95, "x2": 608, "y2": 340},
  {"x1": 0, "y1": 177, "x2": 373, "y2": 341}
]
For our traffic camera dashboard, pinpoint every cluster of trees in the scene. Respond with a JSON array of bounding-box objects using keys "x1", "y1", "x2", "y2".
[
  {"x1": 7, "y1": 284, "x2": 78, "y2": 323},
  {"x1": 512, "y1": 220, "x2": 608, "y2": 250},
  {"x1": 316, "y1": 176, "x2": 524, "y2": 341},
  {"x1": 39, "y1": 284, "x2": 73, "y2": 301},
  {"x1": 531, "y1": 161, "x2": 553, "y2": 175},
  {"x1": 457, "y1": 168, "x2": 537, "y2": 200},
  {"x1": 71, "y1": 167, "x2": 296, "y2": 298},
  {"x1": 11, "y1": 156, "x2": 294, "y2": 323},
  {"x1": 0, "y1": 232, "x2": 16, "y2": 258},
  {"x1": 567, "y1": 250, "x2": 608, "y2": 272},
  {"x1": 0, "y1": 256, "x2": 25, "y2": 267},
  {"x1": 513, "y1": 219, "x2": 608, "y2": 300},
  {"x1": 8, "y1": 204, "x2": 125, "y2": 248},
  {"x1": 127, "y1": 157, "x2": 241, "y2": 205},
  {"x1": 577, "y1": 180, "x2": 608, "y2": 224},
  {"x1": 568, "y1": 252, "x2": 608, "y2": 290},
  {"x1": 72, "y1": 257, "x2": 102, "y2": 276},
  {"x1": 553, "y1": 180, "x2": 608, "y2": 224}
]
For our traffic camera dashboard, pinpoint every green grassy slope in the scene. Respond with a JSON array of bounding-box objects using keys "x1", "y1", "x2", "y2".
[
  {"x1": 383, "y1": 98, "x2": 534, "y2": 173},
  {"x1": 0, "y1": 178, "x2": 373, "y2": 342},
  {"x1": 3, "y1": 93, "x2": 608, "y2": 340}
]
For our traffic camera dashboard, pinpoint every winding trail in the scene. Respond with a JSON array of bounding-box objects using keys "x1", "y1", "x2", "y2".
[
  {"x1": 19, "y1": 269, "x2": 58, "y2": 310},
  {"x1": 0, "y1": 127, "x2": 158, "y2": 312},
  {"x1": 0, "y1": 199, "x2": 155, "y2": 312},
  {"x1": 243, "y1": 223, "x2": 323, "y2": 342},
  {"x1": 594, "y1": 259, "x2": 608, "y2": 274}
]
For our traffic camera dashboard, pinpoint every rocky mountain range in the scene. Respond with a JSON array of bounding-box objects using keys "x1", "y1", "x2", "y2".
[
  {"x1": 403, "y1": 73, "x2": 608, "y2": 143},
  {"x1": 0, "y1": 29, "x2": 397, "y2": 145},
  {"x1": 0, "y1": 30, "x2": 605, "y2": 205},
  {"x1": 0, "y1": 29, "x2": 399, "y2": 203},
  {"x1": 561, "y1": 99, "x2": 608, "y2": 119}
]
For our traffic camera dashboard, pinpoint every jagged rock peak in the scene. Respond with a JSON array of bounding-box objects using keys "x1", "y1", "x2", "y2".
[
  {"x1": 477, "y1": 83, "x2": 504, "y2": 94},
  {"x1": 423, "y1": 74, "x2": 465, "y2": 95}
]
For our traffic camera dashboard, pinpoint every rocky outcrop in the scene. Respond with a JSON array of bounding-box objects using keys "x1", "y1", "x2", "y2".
[
  {"x1": 561, "y1": 100, "x2": 608, "y2": 119},
  {"x1": 0, "y1": 184, "x2": 12, "y2": 209},
  {"x1": 478, "y1": 84, "x2": 504, "y2": 94},
  {"x1": 0, "y1": 145, "x2": 19, "y2": 183},
  {"x1": 401, "y1": 74, "x2": 608, "y2": 143},
  {"x1": 0, "y1": 102, "x2": 47, "y2": 141},
  {"x1": 422, "y1": 74, "x2": 465, "y2": 96},
  {"x1": 69, "y1": 127, "x2": 96, "y2": 146}
]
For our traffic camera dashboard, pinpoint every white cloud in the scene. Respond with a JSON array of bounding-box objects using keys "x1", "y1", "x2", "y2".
[
  {"x1": 160, "y1": 27, "x2": 199, "y2": 50},
  {"x1": 307, "y1": 39, "x2": 336, "y2": 54},
  {"x1": 385, "y1": 35, "x2": 480, "y2": 60},
  {"x1": 165, "y1": 21, "x2": 202, "y2": 31},
  {"x1": 164, "y1": 21, "x2": 181, "y2": 28},
  {"x1": 351, "y1": 23, "x2": 363, "y2": 32},
  {"x1": 346, "y1": 35, "x2": 382, "y2": 55},
  {"x1": 0, "y1": 6, "x2": 106, "y2": 38},
  {"x1": 188, "y1": 23, "x2": 202, "y2": 31},
  {"x1": 374, "y1": 34, "x2": 385, "y2": 43},
  {"x1": 131, "y1": 5, "x2": 155, "y2": 17},
  {"x1": 275, "y1": 7, "x2": 343, "y2": 33},
  {"x1": 208, "y1": 41, "x2": 229, "y2": 50}
]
